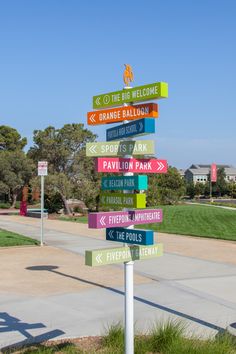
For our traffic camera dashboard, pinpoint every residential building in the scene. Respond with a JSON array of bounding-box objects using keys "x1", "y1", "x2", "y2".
[{"x1": 184, "y1": 164, "x2": 236, "y2": 184}]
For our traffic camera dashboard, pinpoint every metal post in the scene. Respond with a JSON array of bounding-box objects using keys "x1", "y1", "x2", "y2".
[
  {"x1": 40, "y1": 175, "x2": 44, "y2": 246},
  {"x1": 123, "y1": 86, "x2": 134, "y2": 354}
]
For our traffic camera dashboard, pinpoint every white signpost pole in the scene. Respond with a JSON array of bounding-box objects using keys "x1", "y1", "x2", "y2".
[
  {"x1": 40, "y1": 174, "x2": 44, "y2": 246},
  {"x1": 123, "y1": 86, "x2": 134, "y2": 354},
  {"x1": 38, "y1": 161, "x2": 48, "y2": 247}
]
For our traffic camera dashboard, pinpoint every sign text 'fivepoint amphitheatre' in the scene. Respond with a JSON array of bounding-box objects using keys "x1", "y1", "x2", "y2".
[
  {"x1": 96, "y1": 158, "x2": 167, "y2": 173},
  {"x1": 93, "y1": 82, "x2": 168, "y2": 109},
  {"x1": 106, "y1": 118, "x2": 155, "y2": 141},
  {"x1": 88, "y1": 103, "x2": 158, "y2": 125},
  {"x1": 85, "y1": 243, "x2": 163, "y2": 266},
  {"x1": 86, "y1": 140, "x2": 154, "y2": 157},
  {"x1": 101, "y1": 175, "x2": 148, "y2": 191},
  {"x1": 88, "y1": 209, "x2": 163, "y2": 229},
  {"x1": 100, "y1": 192, "x2": 146, "y2": 209},
  {"x1": 106, "y1": 227, "x2": 154, "y2": 246}
]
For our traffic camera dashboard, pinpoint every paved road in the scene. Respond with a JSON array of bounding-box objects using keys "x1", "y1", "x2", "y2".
[{"x1": 1, "y1": 215, "x2": 236, "y2": 349}]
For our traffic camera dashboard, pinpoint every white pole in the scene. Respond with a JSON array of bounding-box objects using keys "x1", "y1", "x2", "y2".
[
  {"x1": 40, "y1": 175, "x2": 44, "y2": 246},
  {"x1": 123, "y1": 85, "x2": 134, "y2": 354}
]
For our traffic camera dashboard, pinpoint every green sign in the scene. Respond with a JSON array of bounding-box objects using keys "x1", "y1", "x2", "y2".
[
  {"x1": 93, "y1": 82, "x2": 168, "y2": 109},
  {"x1": 86, "y1": 140, "x2": 155, "y2": 157},
  {"x1": 85, "y1": 244, "x2": 163, "y2": 266},
  {"x1": 100, "y1": 192, "x2": 146, "y2": 208}
]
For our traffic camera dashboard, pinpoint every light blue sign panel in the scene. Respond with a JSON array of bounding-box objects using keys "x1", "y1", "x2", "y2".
[
  {"x1": 106, "y1": 118, "x2": 155, "y2": 141},
  {"x1": 106, "y1": 228, "x2": 154, "y2": 245},
  {"x1": 101, "y1": 175, "x2": 148, "y2": 191}
]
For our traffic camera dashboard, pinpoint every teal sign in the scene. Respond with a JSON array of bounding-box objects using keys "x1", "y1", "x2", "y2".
[
  {"x1": 101, "y1": 175, "x2": 148, "y2": 191},
  {"x1": 106, "y1": 118, "x2": 155, "y2": 141},
  {"x1": 93, "y1": 82, "x2": 168, "y2": 109},
  {"x1": 106, "y1": 228, "x2": 154, "y2": 245}
]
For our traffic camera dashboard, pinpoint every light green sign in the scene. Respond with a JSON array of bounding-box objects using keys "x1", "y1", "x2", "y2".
[
  {"x1": 86, "y1": 140, "x2": 155, "y2": 157},
  {"x1": 100, "y1": 192, "x2": 146, "y2": 208},
  {"x1": 93, "y1": 82, "x2": 168, "y2": 109},
  {"x1": 85, "y1": 244, "x2": 163, "y2": 266}
]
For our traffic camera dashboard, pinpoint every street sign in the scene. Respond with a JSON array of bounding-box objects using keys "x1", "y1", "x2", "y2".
[
  {"x1": 100, "y1": 192, "x2": 146, "y2": 208},
  {"x1": 93, "y1": 82, "x2": 168, "y2": 109},
  {"x1": 38, "y1": 161, "x2": 48, "y2": 176},
  {"x1": 106, "y1": 228, "x2": 154, "y2": 246},
  {"x1": 86, "y1": 140, "x2": 155, "y2": 157},
  {"x1": 85, "y1": 243, "x2": 163, "y2": 266},
  {"x1": 87, "y1": 103, "x2": 158, "y2": 125},
  {"x1": 106, "y1": 118, "x2": 155, "y2": 141},
  {"x1": 101, "y1": 175, "x2": 148, "y2": 191},
  {"x1": 96, "y1": 158, "x2": 167, "y2": 173},
  {"x1": 88, "y1": 209, "x2": 163, "y2": 229}
]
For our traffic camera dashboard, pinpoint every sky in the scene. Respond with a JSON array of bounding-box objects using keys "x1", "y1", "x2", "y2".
[{"x1": 0, "y1": 0, "x2": 235, "y2": 168}]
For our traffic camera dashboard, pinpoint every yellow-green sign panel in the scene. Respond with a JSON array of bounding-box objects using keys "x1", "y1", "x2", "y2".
[
  {"x1": 100, "y1": 192, "x2": 146, "y2": 208},
  {"x1": 93, "y1": 82, "x2": 168, "y2": 109},
  {"x1": 86, "y1": 140, "x2": 154, "y2": 157},
  {"x1": 85, "y1": 244, "x2": 163, "y2": 266}
]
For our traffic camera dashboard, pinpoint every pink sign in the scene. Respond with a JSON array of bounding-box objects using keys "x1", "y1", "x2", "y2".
[
  {"x1": 88, "y1": 209, "x2": 163, "y2": 229},
  {"x1": 211, "y1": 163, "x2": 217, "y2": 182},
  {"x1": 96, "y1": 158, "x2": 167, "y2": 174}
]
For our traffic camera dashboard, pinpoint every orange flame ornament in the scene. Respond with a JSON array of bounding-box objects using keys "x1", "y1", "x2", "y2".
[{"x1": 123, "y1": 64, "x2": 134, "y2": 87}]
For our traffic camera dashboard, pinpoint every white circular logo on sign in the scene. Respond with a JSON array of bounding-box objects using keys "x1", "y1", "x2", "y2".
[{"x1": 103, "y1": 95, "x2": 110, "y2": 104}]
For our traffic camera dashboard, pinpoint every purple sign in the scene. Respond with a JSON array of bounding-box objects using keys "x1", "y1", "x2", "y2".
[{"x1": 88, "y1": 209, "x2": 163, "y2": 229}]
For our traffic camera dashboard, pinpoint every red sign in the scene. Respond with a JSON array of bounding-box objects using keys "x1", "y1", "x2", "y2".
[
  {"x1": 211, "y1": 163, "x2": 217, "y2": 182},
  {"x1": 96, "y1": 158, "x2": 167, "y2": 174}
]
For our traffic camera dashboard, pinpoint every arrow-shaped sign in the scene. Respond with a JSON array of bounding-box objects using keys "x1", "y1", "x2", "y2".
[
  {"x1": 106, "y1": 118, "x2": 155, "y2": 142},
  {"x1": 96, "y1": 158, "x2": 168, "y2": 174}
]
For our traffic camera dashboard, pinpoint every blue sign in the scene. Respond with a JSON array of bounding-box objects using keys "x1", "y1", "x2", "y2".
[
  {"x1": 106, "y1": 228, "x2": 154, "y2": 245},
  {"x1": 101, "y1": 175, "x2": 148, "y2": 191},
  {"x1": 106, "y1": 118, "x2": 155, "y2": 141}
]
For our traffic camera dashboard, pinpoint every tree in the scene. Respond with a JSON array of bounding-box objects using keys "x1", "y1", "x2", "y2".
[
  {"x1": 213, "y1": 167, "x2": 227, "y2": 197},
  {"x1": 147, "y1": 166, "x2": 186, "y2": 206},
  {"x1": 0, "y1": 126, "x2": 27, "y2": 151},
  {"x1": 0, "y1": 151, "x2": 34, "y2": 207},
  {"x1": 194, "y1": 182, "x2": 205, "y2": 198},
  {"x1": 186, "y1": 181, "x2": 195, "y2": 199},
  {"x1": 28, "y1": 124, "x2": 97, "y2": 213}
]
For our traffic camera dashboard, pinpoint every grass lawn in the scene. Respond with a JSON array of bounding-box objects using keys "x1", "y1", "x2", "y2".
[
  {"x1": 0, "y1": 229, "x2": 39, "y2": 247},
  {"x1": 65, "y1": 204, "x2": 236, "y2": 241},
  {"x1": 59, "y1": 215, "x2": 88, "y2": 223},
  {"x1": 140, "y1": 204, "x2": 236, "y2": 241}
]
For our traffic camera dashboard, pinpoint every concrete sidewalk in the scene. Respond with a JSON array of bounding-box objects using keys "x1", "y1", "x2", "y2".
[{"x1": 1, "y1": 215, "x2": 236, "y2": 349}]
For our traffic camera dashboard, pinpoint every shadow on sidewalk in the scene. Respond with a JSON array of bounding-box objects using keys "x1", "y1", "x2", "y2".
[
  {"x1": 0, "y1": 312, "x2": 64, "y2": 351},
  {"x1": 26, "y1": 265, "x2": 224, "y2": 333}
]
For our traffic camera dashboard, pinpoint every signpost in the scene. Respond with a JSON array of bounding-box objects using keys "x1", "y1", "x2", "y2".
[
  {"x1": 101, "y1": 175, "x2": 148, "y2": 191},
  {"x1": 85, "y1": 244, "x2": 163, "y2": 266},
  {"x1": 88, "y1": 103, "x2": 158, "y2": 125},
  {"x1": 86, "y1": 140, "x2": 155, "y2": 157},
  {"x1": 37, "y1": 161, "x2": 48, "y2": 246},
  {"x1": 100, "y1": 192, "x2": 146, "y2": 208},
  {"x1": 93, "y1": 82, "x2": 168, "y2": 109},
  {"x1": 210, "y1": 163, "x2": 217, "y2": 199},
  {"x1": 106, "y1": 228, "x2": 154, "y2": 246},
  {"x1": 106, "y1": 118, "x2": 155, "y2": 141},
  {"x1": 96, "y1": 157, "x2": 167, "y2": 173},
  {"x1": 85, "y1": 68, "x2": 168, "y2": 354},
  {"x1": 88, "y1": 209, "x2": 163, "y2": 229}
]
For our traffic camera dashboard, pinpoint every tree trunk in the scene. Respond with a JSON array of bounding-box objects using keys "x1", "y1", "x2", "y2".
[
  {"x1": 11, "y1": 193, "x2": 17, "y2": 209},
  {"x1": 61, "y1": 195, "x2": 71, "y2": 215}
]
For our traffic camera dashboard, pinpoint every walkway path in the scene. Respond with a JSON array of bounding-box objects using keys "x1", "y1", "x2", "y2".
[{"x1": 1, "y1": 215, "x2": 236, "y2": 349}]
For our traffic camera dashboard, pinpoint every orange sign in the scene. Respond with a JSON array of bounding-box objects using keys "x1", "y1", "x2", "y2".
[{"x1": 87, "y1": 103, "x2": 158, "y2": 125}]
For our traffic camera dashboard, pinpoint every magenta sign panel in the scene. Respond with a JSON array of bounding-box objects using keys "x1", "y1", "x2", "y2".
[
  {"x1": 95, "y1": 158, "x2": 167, "y2": 174},
  {"x1": 211, "y1": 163, "x2": 217, "y2": 182},
  {"x1": 88, "y1": 209, "x2": 163, "y2": 229}
]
